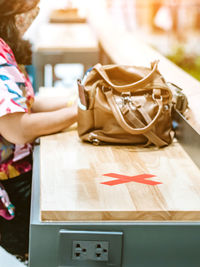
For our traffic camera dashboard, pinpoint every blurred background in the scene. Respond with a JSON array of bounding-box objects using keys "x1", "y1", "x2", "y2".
[{"x1": 26, "y1": 0, "x2": 200, "y2": 91}]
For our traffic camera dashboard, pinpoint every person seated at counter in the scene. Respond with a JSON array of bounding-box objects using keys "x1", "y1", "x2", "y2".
[{"x1": 0, "y1": 0, "x2": 77, "y2": 263}]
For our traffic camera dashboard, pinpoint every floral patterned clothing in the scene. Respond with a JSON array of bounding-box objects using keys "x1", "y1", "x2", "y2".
[
  {"x1": 0, "y1": 38, "x2": 34, "y2": 219},
  {"x1": 0, "y1": 38, "x2": 34, "y2": 180}
]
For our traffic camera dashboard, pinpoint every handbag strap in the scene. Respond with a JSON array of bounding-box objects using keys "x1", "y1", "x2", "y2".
[
  {"x1": 93, "y1": 61, "x2": 159, "y2": 93},
  {"x1": 104, "y1": 89, "x2": 163, "y2": 135},
  {"x1": 124, "y1": 106, "x2": 168, "y2": 147}
]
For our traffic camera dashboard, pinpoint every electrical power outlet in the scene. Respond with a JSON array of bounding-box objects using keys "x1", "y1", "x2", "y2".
[
  {"x1": 72, "y1": 240, "x2": 109, "y2": 261},
  {"x1": 58, "y1": 230, "x2": 123, "y2": 267}
]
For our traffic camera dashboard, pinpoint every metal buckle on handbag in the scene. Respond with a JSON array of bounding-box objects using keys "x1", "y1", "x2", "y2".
[
  {"x1": 121, "y1": 92, "x2": 131, "y2": 107},
  {"x1": 88, "y1": 133, "x2": 101, "y2": 145}
]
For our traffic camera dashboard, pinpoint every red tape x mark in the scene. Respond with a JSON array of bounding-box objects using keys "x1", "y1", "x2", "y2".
[{"x1": 101, "y1": 173, "x2": 162, "y2": 186}]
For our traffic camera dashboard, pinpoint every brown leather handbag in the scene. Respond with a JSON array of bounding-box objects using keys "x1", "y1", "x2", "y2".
[{"x1": 77, "y1": 61, "x2": 173, "y2": 147}]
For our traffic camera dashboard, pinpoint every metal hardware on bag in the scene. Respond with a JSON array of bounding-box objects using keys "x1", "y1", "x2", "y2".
[
  {"x1": 88, "y1": 133, "x2": 101, "y2": 145},
  {"x1": 163, "y1": 104, "x2": 170, "y2": 111},
  {"x1": 121, "y1": 92, "x2": 142, "y2": 112},
  {"x1": 92, "y1": 138, "x2": 101, "y2": 145},
  {"x1": 167, "y1": 82, "x2": 188, "y2": 114},
  {"x1": 174, "y1": 93, "x2": 188, "y2": 114},
  {"x1": 121, "y1": 92, "x2": 132, "y2": 107},
  {"x1": 175, "y1": 95, "x2": 188, "y2": 114}
]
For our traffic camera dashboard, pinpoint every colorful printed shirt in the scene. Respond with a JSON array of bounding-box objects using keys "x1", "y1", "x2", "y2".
[{"x1": 0, "y1": 38, "x2": 34, "y2": 180}]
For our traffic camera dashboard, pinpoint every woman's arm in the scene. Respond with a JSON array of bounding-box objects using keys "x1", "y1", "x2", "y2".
[
  {"x1": 0, "y1": 104, "x2": 77, "y2": 144},
  {"x1": 31, "y1": 95, "x2": 72, "y2": 112}
]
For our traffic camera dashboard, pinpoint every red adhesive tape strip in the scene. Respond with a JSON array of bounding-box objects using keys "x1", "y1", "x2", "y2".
[{"x1": 101, "y1": 173, "x2": 162, "y2": 186}]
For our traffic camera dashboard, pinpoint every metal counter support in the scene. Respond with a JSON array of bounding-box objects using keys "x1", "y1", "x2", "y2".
[{"x1": 29, "y1": 146, "x2": 200, "y2": 267}]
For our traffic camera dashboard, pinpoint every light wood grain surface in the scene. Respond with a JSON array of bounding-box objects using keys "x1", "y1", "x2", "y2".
[{"x1": 40, "y1": 130, "x2": 200, "y2": 222}]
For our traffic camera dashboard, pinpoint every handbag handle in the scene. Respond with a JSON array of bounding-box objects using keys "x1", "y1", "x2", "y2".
[
  {"x1": 93, "y1": 61, "x2": 159, "y2": 93},
  {"x1": 104, "y1": 90, "x2": 163, "y2": 135}
]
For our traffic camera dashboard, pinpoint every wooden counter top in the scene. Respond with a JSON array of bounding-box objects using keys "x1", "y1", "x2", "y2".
[{"x1": 40, "y1": 130, "x2": 200, "y2": 222}]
